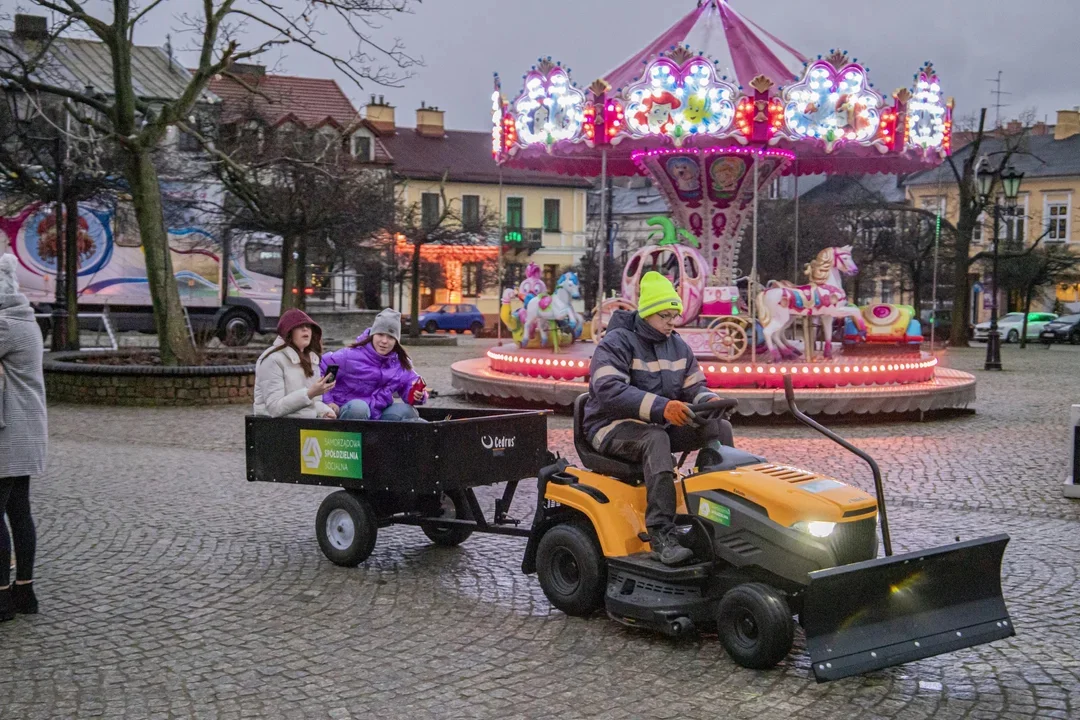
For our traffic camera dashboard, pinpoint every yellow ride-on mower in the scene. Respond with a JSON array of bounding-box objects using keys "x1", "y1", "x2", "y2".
[{"x1": 522, "y1": 377, "x2": 1013, "y2": 682}]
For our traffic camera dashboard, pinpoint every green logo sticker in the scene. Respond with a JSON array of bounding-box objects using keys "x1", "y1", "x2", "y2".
[
  {"x1": 300, "y1": 430, "x2": 363, "y2": 479},
  {"x1": 698, "y1": 498, "x2": 731, "y2": 526}
]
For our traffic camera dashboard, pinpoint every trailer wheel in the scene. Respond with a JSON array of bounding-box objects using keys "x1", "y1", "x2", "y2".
[
  {"x1": 536, "y1": 522, "x2": 606, "y2": 617},
  {"x1": 421, "y1": 491, "x2": 474, "y2": 547},
  {"x1": 716, "y1": 583, "x2": 794, "y2": 670},
  {"x1": 316, "y1": 491, "x2": 377, "y2": 566}
]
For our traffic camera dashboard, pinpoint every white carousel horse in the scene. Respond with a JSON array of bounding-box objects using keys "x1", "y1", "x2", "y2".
[
  {"x1": 757, "y1": 246, "x2": 866, "y2": 362},
  {"x1": 523, "y1": 271, "x2": 581, "y2": 349}
]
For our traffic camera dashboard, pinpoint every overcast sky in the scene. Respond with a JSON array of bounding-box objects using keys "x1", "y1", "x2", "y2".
[{"x1": 71, "y1": 0, "x2": 1080, "y2": 131}]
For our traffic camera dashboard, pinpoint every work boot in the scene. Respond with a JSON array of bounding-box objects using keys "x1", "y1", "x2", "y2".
[
  {"x1": 649, "y1": 527, "x2": 694, "y2": 566},
  {"x1": 12, "y1": 583, "x2": 37, "y2": 615},
  {"x1": 0, "y1": 588, "x2": 13, "y2": 623}
]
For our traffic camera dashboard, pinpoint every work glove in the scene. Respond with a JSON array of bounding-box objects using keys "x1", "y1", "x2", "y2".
[
  {"x1": 406, "y1": 378, "x2": 428, "y2": 406},
  {"x1": 663, "y1": 400, "x2": 695, "y2": 427}
]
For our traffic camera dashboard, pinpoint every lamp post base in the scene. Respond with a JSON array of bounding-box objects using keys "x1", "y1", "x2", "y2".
[{"x1": 984, "y1": 330, "x2": 1003, "y2": 371}]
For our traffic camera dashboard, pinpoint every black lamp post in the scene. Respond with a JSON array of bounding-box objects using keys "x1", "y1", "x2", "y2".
[{"x1": 976, "y1": 162, "x2": 1024, "y2": 371}]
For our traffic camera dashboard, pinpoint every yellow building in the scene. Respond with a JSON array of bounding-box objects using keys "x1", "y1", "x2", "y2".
[
  {"x1": 905, "y1": 110, "x2": 1080, "y2": 325},
  {"x1": 361, "y1": 98, "x2": 591, "y2": 314}
]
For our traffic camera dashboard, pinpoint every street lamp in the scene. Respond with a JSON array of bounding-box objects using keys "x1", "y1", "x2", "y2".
[{"x1": 976, "y1": 161, "x2": 1024, "y2": 371}]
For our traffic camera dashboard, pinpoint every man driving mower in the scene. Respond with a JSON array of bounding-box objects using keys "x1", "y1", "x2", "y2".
[{"x1": 583, "y1": 271, "x2": 734, "y2": 566}]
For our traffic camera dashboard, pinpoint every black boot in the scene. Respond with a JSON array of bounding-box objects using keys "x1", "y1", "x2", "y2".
[
  {"x1": 696, "y1": 447, "x2": 723, "y2": 470},
  {"x1": 12, "y1": 583, "x2": 37, "y2": 615},
  {"x1": 649, "y1": 527, "x2": 694, "y2": 566},
  {"x1": 0, "y1": 588, "x2": 13, "y2": 622}
]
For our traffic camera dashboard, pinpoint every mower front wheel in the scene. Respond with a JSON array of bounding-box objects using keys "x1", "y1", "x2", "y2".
[
  {"x1": 536, "y1": 523, "x2": 606, "y2": 617},
  {"x1": 716, "y1": 583, "x2": 794, "y2": 670}
]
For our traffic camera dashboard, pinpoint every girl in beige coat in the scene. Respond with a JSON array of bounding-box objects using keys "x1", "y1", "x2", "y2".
[{"x1": 253, "y1": 309, "x2": 337, "y2": 419}]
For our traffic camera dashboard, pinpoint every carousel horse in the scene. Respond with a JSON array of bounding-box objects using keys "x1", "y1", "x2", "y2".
[
  {"x1": 523, "y1": 271, "x2": 582, "y2": 350},
  {"x1": 757, "y1": 246, "x2": 866, "y2": 362}
]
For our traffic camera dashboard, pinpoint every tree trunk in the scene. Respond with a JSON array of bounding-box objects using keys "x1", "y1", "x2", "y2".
[
  {"x1": 280, "y1": 234, "x2": 299, "y2": 313},
  {"x1": 409, "y1": 242, "x2": 422, "y2": 339},
  {"x1": 64, "y1": 197, "x2": 80, "y2": 350},
  {"x1": 1019, "y1": 284, "x2": 1035, "y2": 349},
  {"x1": 124, "y1": 150, "x2": 196, "y2": 365}
]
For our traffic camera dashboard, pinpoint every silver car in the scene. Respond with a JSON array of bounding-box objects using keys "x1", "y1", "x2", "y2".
[{"x1": 973, "y1": 312, "x2": 1058, "y2": 343}]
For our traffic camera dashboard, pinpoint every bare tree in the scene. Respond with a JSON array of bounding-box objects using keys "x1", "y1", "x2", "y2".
[
  {"x1": 0, "y1": 1, "x2": 418, "y2": 364},
  {"x1": 199, "y1": 115, "x2": 395, "y2": 313},
  {"x1": 997, "y1": 247, "x2": 1080, "y2": 348},
  {"x1": 389, "y1": 179, "x2": 501, "y2": 338},
  {"x1": 0, "y1": 91, "x2": 124, "y2": 349}
]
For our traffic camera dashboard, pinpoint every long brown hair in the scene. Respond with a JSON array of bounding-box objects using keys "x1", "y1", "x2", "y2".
[
  {"x1": 266, "y1": 325, "x2": 323, "y2": 377},
  {"x1": 352, "y1": 333, "x2": 413, "y2": 370}
]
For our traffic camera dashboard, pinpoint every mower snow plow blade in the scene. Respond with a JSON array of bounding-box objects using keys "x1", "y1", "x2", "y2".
[{"x1": 803, "y1": 534, "x2": 1013, "y2": 683}]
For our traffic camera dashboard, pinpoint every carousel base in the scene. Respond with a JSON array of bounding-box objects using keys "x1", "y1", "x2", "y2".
[{"x1": 450, "y1": 343, "x2": 976, "y2": 417}]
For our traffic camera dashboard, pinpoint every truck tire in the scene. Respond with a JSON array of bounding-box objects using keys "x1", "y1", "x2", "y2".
[
  {"x1": 421, "y1": 491, "x2": 474, "y2": 547},
  {"x1": 218, "y1": 309, "x2": 256, "y2": 347},
  {"x1": 315, "y1": 490, "x2": 377, "y2": 566},
  {"x1": 716, "y1": 582, "x2": 794, "y2": 670},
  {"x1": 536, "y1": 522, "x2": 606, "y2": 617}
]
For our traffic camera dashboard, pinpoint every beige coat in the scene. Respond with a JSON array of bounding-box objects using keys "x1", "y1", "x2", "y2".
[
  {"x1": 0, "y1": 295, "x2": 47, "y2": 477},
  {"x1": 253, "y1": 339, "x2": 332, "y2": 419}
]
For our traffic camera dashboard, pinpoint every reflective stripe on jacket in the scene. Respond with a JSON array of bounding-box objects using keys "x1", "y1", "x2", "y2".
[{"x1": 583, "y1": 310, "x2": 716, "y2": 448}]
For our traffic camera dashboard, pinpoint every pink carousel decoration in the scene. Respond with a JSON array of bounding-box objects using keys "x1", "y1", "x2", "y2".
[{"x1": 459, "y1": 0, "x2": 974, "y2": 415}]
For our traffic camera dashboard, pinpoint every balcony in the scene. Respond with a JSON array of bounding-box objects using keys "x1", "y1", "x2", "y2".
[{"x1": 503, "y1": 227, "x2": 543, "y2": 254}]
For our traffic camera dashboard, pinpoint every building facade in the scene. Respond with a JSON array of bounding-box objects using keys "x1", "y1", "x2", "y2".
[{"x1": 905, "y1": 112, "x2": 1080, "y2": 325}]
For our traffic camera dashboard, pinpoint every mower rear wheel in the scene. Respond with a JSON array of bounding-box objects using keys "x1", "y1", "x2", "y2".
[
  {"x1": 536, "y1": 523, "x2": 606, "y2": 617},
  {"x1": 716, "y1": 583, "x2": 794, "y2": 670},
  {"x1": 421, "y1": 491, "x2": 474, "y2": 547}
]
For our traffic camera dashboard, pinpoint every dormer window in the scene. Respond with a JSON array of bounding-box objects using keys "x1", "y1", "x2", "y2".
[{"x1": 351, "y1": 132, "x2": 373, "y2": 162}]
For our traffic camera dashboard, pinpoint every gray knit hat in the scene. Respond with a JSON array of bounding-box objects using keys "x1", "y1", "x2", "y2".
[{"x1": 371, "y1": 308, "x2": 402, "y2": 341}]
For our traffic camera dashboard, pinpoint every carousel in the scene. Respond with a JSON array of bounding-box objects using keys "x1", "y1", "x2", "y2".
[{"x1": 452, "y1": 0, "x2": 975, "y2": 415}]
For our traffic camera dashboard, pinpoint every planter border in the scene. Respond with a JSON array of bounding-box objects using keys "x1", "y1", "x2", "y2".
[{"x1": 44, "y1": 350, "x2": 257, "y2": 377}]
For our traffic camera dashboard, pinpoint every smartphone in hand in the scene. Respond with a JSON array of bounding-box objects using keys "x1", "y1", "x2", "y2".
[{"x1": 324, "y1": 365, "x2": 339, "y2": 383}]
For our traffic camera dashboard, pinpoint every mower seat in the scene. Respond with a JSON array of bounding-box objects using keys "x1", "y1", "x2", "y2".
[{"x1": 573, "y1": 394, "x2": 645, "y2": 485}]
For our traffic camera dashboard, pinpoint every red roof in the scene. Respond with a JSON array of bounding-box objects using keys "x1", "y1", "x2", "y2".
[
  {"x1": 379, "y1": 129, "x2": 593, "y2": 188},
  {"x1": 209, "y1": 73, "x2": 361, "y2": 129}
]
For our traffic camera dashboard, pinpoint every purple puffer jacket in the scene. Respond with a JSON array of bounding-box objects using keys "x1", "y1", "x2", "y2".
[{"x1": 319, "y1": 330, "x2": 424, "y2": 419}]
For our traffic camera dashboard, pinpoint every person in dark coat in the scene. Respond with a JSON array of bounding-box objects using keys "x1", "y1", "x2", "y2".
[
  {"x1": 0, "y1": 253, "x2": 46, "y2": 620},
  {"x1": 583, "y1": 271, "x2": 733, "y2": 565}
]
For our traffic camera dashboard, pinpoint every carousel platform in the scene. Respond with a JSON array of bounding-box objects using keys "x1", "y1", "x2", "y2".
[{"x1": 450, "y1": 342, "x2": 976, "y2": 417}]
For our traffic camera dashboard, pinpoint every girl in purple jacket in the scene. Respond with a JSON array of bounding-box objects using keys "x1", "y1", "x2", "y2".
[{"x1": 320, "y1": 309, "x2": 428, "y2": 421}]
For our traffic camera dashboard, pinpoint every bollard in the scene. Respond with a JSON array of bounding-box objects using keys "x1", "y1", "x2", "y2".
[{"x1": 1065, "y1": 405, "x2": 1080, "y2": 499}]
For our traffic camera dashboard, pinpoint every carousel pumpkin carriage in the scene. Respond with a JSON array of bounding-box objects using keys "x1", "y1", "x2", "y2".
[{"x1": 592, "y1": 216, "x2": 757, "y2": 362}]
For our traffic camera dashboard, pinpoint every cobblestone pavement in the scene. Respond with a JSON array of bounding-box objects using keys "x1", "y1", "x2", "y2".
[{"x1": 2, "y1": 341, "x2": 1079, "y2": 719}]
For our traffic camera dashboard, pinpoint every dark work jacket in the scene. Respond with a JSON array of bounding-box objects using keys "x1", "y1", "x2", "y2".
[{"x1": 583, "y1": 310, "x2": 716, "y2": 448}]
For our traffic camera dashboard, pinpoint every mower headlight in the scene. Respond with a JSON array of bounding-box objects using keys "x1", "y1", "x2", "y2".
[{"x1": 793, "y1": 521, "x2": 836, "y2": 538}]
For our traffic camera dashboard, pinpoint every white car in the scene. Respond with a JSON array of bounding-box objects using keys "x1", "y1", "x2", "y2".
[{"x1": 973, "y1": 312, "x2": 1058, "y2": 343}]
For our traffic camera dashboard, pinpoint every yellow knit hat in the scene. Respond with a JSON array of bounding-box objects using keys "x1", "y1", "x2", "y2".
[{"x1": 637, "y1": 271, "x2": 683, "y2": 319}]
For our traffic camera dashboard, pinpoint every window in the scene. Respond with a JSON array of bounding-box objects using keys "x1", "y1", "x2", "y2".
[
  {"x1": 506, "y1": 197, "x2": 524, "y2": 230},
  {"x1": 244, "y1": 242, "x2": 283, "y2": 279},
  {"x1": 880, "y1": 279, "x2": 894, "y2": 304},
  {"x1": 1047, "y1": 202, "x2": 1069, "y2": 241},
  {"x1": 972, "y1": 212, "x2": 986, "y2": 244},
  {"x1": 462, "y1": 195, "x2": 481, "y2": 230},
  {"x1": 999, "y1": 195, "x2": 1028, "y2": 245},
  {"x1": 421, "y1": 193, "x2": 441, "y2": 229},
  {"x1": 768, "y1": 178, "x2": 781, "y2": 200},
  {"x1": 543, "y1": 199, "x2": 561, "y2": 232},
  {"x1": 463, "y1": 263, "x2": 485, "y2": 296},
  {"x1": 505, "y1": 263, "x2": 525, "y2": 287},
  {"x1": 350, "y1": 134, "x2": 372, "y2": 161},
  {"x1": 543, "y1": 264, "x2": 558, "y2": 292},
  {"x1": 177, "y1": 129, "x2": 200, "y2": 152}
]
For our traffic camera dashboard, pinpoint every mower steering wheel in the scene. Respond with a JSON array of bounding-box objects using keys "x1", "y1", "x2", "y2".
[{"x1": 687, "y1": 398, "x2": 739, "y2": 424}]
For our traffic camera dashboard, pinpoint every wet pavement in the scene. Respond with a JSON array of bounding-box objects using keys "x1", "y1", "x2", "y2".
[{"x1": 1, "y1": 340, "x2": 1078, "y2": 719}]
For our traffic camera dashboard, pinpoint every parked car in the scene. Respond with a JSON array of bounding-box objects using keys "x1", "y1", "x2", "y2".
[
  {"x1": 919, "y1": 308, "x2": 954, "y2": 341},
  {"x1": 416, "y1": 304, "x2": 486, "y2": 335},
  {"x1": 972, "y1": 312, "x2": 1058, "y2": 343},
  {"x1": 1040, "y1": 314, "x2": 1080, "y2": 345}
]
